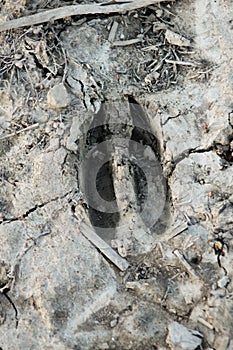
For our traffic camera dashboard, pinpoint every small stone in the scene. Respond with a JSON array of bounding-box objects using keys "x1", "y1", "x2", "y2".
[
  {"x1": 144, "y1": 71, "x2": 160, "y2": 85},
  {"x1": 166, "y1": 322, "x2": 203, "y2": 350},
  {"x1": 45, "y1": 137, "x2": 60, "y2": 152},
  {"x1": 165, "y1": 29, "x2": 191, "y2": 47},
  {"x1": 47, "y1": 83, "x2": 70, "y2": 109},
  {"x1": 155, "y1": 9, "x2": 163, "y2": 18},
  {"x1": 217, "y1": 276, "x2": 230, "y2": 289},
  {"x1": 110, "y1": 319, "x2": 118, "y2": 328}
]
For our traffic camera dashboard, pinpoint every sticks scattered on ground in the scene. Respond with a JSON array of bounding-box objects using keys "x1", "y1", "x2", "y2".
[{"x1": 0, "y1": 0, "x2": 174, "y2": 33}]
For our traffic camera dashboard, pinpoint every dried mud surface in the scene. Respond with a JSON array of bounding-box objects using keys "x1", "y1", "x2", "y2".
[{"x1": 0, "y1": 0, "x2": 232, "y2": 349}]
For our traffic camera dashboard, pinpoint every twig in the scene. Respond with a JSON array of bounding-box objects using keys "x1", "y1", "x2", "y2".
[
  {"x1": 188, "y1": 65, "x2": 217, "y2": 79},
  {"x1": 166, "y1": 221, "x2": 188, "y2": 241},
  {"x1": 108, "y1": 21, "x2": 119, "y2": 43},
  {"x1": 161, "y1": 285, "x2": 170, "y2": 302},
  {"x1": 165, "y1": 59, "x2": 200, "y2": 67},
  {"x1": 0, "y1": 123, "x2": 39, "y2": 140},
  {"x1": 112, "y1": 37, "x2": 143, "y2": 46},
  {"x1": 80, "y1": 223, "x2": 129, "y2": 271},
  {"x1": 173, "y1": 249, "x2": 200, "y2": 279},
  {"x1": 197, "y1": 317, "x2": 214, "y2": 330},
  {"x1": 0, "y1": 0, "x2": 174, "y2": 33}
]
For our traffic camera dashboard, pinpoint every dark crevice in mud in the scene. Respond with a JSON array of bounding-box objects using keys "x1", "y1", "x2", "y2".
[
  {"x1": 228, "y1": 111, "x2": 233, "y2": 127},
  {"x1": 165, "y1": 145, "x2": 214, "y2": 178},
  {"x1": 173, "y1": 146, "x2": 214, "y2": 165},
  {"x1": 29, "y1": 53, "x2": 52, "y2": 77},
  {"x1": 0, "y1": 191, "x2": 72, "y2": 225},
  {"x1": 190, "y1": 146, "x2": 214, "y2": 154},
  {"x1": 161, "y1": 114, "x2": 181, "y2": 126},
  {"x1": 214, "y1": 139, "x2": 233, "y2": 163},
  {"x1": 1, "y1": 290, "x2": 18, "y2": 328},
  {"x1": 169, "y1": 141, "x2": 232, "y2": 179},
  {"x1": 79, "y1": 79, "x2": 88, "y2": 110}
]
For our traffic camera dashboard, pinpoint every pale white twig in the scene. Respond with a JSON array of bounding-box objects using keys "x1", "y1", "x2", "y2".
[
  {"x1": 0, "y1": 123, "x2": 39, "y2": 140},
  {"x1": 0, "y1": 0, "x2": 174, "y2": 32}
]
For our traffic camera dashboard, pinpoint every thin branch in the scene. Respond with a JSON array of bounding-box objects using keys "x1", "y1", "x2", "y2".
[
  {"x1": 166, "y1": 221, "x2": 188, "y2": 241},
  {"x1": 112, "y1": 37, "x2": 143, "y2": 46},
  {"x1": 165, "y1": 59, "x2": 201, "y2": 67},
  {"x1": 80, "y1": 222, "x2": 129, "y2": 271},
  {"x1": 173, "y1": 249, "x2": 200, "y2": 279},
  {"x1": 0, "y1": 123, "x2": 39, "y2": 140},
  {"x1": 108, "y1": 20, "x2": 119, "y2": 43},
  {"x1": 0, "y1": 0, "x2": 174, "y2": 33}
]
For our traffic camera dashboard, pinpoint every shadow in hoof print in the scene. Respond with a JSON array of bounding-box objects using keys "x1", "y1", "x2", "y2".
[{"x1": 79, "y1": 96, "x2": 170, "y2": 257}]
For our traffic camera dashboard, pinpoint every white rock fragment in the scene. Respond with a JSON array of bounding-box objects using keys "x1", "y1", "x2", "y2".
[
  {"x1": 65, "y1": 116, "x2": 81, "y2": 151},
  {"x1": 45, "y1": 137, "x2": 60, "y2": 152},
  {"x1": 110, "y1": 319, "x2": 118, "y2": 328},
  {"x1": 217, "y1": 275, "x2": 230, "y2": 289},
  {"x1": 166, "y1": 322, "x2": 203, "y2": 350},
  {"x1": 165, "y1": 29, "x2": 191, "y2": 47},
  {"x1": 47, "y1": 83, "x2": 70, "y2": 109}
]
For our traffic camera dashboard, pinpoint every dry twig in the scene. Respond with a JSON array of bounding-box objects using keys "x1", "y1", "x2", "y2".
[
  {"x1": 0, "y1": 123, "x2": 39, "y2": 140},
  {"x1": 112, "y1": 37, "x2": 143, "y2": 46},
  {"x1": 173, "y1": 249, "x2": 200, "y2": 279},
  {"x1": 0, "y1": 0, "x2": 174, "y2": 33},
  {"x1": 108, "y1": 21, "x2": 119, "y2": 43},
  {"x1": 80, "y1": 223, "x2": 129, "y2": 271},
  {"x1": 166, "y1": 221, "x2": 188, "y2": 241},
  {"x1": 165, "y1": 59, "x2": 200, "y2": 67}
]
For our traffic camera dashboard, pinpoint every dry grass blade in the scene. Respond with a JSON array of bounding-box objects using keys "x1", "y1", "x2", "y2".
[{"x1": 0, "y1": 0, "x2": 174, "y2": 33}]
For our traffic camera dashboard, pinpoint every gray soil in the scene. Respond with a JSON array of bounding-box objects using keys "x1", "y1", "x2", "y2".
[{"x1": 0, "y1": 0, "x2": 232, "y2": 349}]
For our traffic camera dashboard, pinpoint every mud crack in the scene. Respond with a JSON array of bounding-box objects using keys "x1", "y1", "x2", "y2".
[{"x1": 0, "y1": 190, "x2": 73, "y2": 225}]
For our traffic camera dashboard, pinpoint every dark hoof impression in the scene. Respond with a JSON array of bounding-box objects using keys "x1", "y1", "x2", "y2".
[{"x1": 79, "y1": 97, "x2": 170, "y2": 256}]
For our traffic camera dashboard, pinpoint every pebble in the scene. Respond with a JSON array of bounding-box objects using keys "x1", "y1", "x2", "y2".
[
  {"x1": 47, "y1": 83, "x2": 70, "y2": 109},
  {"x1": 110, "y1": 319, "x2": 118, "y2": 328},
  {"x1": 217, "y1": 276, "x2": 230, "y2": 289},
  {"x1": 166, "y1": 322, "x2": 203, "y2": 350},
  {"x1": 165, "y1": 29, "x2": 191, "y2": 47}
]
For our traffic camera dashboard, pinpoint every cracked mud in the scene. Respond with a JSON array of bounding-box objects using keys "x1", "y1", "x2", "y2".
[{"x1": 0, "y1": 0, "x2": 233, "y2": 349}]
